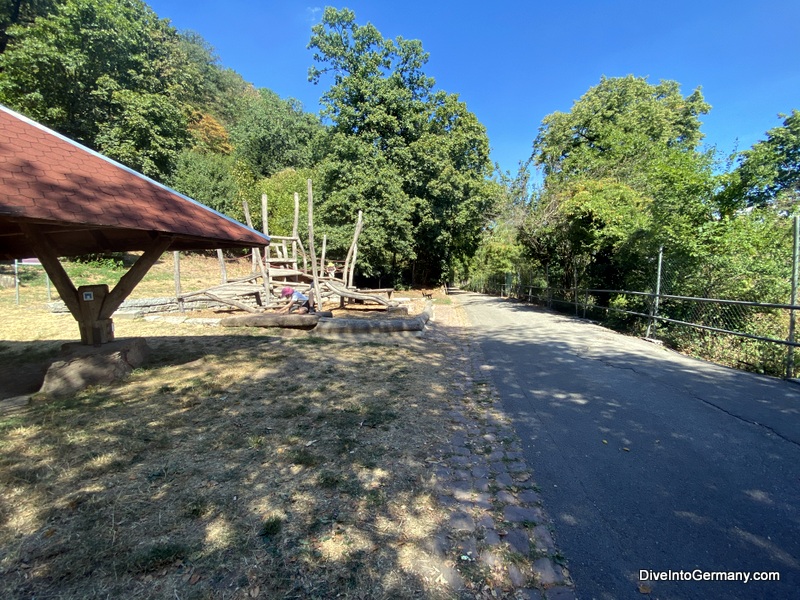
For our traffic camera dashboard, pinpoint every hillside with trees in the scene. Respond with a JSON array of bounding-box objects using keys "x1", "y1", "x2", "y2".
[
  {"x1": 467, "y1": 75, "x2": 797, "y2": 374},
  {"x1": 0, "y1": 1, "x2": 500, "y2": 286},
  {"x1": 469, "y1": 75, "x2": 796, "y2": 303},
  {"x1": 1, "y1": 2, "x2": 797, "y2": 294}
]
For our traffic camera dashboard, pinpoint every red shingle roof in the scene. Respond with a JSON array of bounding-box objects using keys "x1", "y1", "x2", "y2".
[{"x1": 0, "y1": 105, "x2": 269, "y2": 259}]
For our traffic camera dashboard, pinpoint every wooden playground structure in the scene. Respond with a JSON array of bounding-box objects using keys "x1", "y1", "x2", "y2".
[{"x1": 175, "y1": 180, "x2": 398, "y2": 315}]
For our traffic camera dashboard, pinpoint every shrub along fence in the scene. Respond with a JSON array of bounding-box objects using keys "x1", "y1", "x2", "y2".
[{"x1": 465, "y1": 222, "x2": 800, "y2": 379}]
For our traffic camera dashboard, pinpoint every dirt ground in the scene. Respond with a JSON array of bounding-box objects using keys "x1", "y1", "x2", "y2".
[{"x1": 0, "y1": 258, "x2": 520, "y2": 599}]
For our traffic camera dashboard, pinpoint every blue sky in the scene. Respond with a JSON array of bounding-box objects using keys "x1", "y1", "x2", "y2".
[{"x1": 146, "y1": 0, "x2": 799, "y2": 176}]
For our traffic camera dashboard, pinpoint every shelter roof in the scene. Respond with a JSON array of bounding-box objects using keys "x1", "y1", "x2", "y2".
[{"x1": 0, "y1": 105, "x2": 269, "y2": 260}]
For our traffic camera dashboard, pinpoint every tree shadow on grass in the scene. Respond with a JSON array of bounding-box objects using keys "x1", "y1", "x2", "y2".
[{"x1": 0, "y1": 325, "x2": 499, "y2": 599}]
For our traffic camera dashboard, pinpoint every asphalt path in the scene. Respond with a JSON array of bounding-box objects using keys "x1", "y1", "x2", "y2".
[{"x1": 454, "y1": 291, "x2": 800, "y2": 600}]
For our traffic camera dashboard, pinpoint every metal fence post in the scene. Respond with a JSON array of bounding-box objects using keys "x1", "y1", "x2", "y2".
[
  {"x1": 14, "y1": 259, "x2": 20, "y2": 305},
  {"x1": 786, "y1": 216, "x2": 799, "y2": 379},
  {"x1": 545, "y1": 263, "x2": 552, "y2": 309},
  {"x1": 573, "y1": 259, "x2": 579, "y2": 316},
  {"x1": 646, "y1": 246, "x2": 664, "y2": 339}
]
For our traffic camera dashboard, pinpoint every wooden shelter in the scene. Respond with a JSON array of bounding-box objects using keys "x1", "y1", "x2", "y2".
[{"x1": 0, "y1": 105, "x2": 269, "y2": 344}]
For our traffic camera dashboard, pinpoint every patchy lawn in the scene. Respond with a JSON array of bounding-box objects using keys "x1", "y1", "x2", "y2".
[{"x1": 0, "y1": 255, "x2": 486, "y2": 599}]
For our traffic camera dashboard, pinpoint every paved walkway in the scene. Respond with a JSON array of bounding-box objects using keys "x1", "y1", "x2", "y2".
[
  {"x1": 452, "y1": 290, "x2": 800, "y2": 600},
  {"x1": 423, "y1": 301, "x2": 576, "y2": 599}
]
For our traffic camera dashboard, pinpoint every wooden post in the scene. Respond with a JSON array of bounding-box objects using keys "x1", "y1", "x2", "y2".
[
  {"x1": 261, "y1": 193, "x2": 272, "y2": 300},
  {"x1": 216, "y1": 249, "x2": 227, "y2": 283},
  {"x1": 173, "y1": 251, "x2": 183, "y2": 313},
  {"x1": 99, "y1": 235, "x2": 173, "y2": 319},
  {"x1": 248, "y1": 200, "x2": 257, "y2": 274},
  {"x1": 349, "y1": 238, "x2": 359, "y2": 289},
  {"x1": 320, "y1": 235, "x2": 327, "y2": 277},
  {"x1": 307, "y1": 179, "x2": 321, "y2": 311},
  {"x1": 173, "y1": 251, "x2": 181, "y2": 298},
  {"x1": 14, "y1": 259, "x2": 19, "y2": 305},
  {"x1": 293, "y1": 192, "x2": 301, "y2": 272},
  {"x1": 343, "y1": 210, "x2": 363, "y2": 289},
  {"x1": 78, "y1": 284, "x2": 113, "y2": 345},
  {"x1": 242, "y1": 199, "x2": 271, "y2": 300}
]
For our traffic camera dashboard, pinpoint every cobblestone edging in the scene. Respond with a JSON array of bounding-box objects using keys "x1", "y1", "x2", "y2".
[{"x1": 425, "y1": 303, "x2": 576, "y2": 599}]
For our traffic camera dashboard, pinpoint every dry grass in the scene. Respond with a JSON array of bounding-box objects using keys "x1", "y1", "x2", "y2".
[{"x1": 0, "y1": 255, "x2": 474, "y2": 599}]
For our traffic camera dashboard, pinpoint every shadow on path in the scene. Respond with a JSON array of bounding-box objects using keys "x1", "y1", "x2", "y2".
[{"x1": 455, "y1": 290, "x2": 800, "y2": 600}]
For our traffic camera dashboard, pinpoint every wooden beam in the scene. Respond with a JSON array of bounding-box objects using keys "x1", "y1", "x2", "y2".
[
  {"x1": 242, "y1": 200, "x2": 271, "y2": 300},
  {"x1": 293, "y1": 192, "x2": 302, "y2": 272},
  {"x1": 204, "y1": 292, "x2": 259, "y2": 313},
  {"x1": 89, "y1": 228, "x2": 113, "y2": 251},
  {"x1": 18, "y1": 222, "x2": 81, "y2": 318},
  {"x1": 216, "y1": 249, "x2": 227, "y2": 283},
  {"x1": 99, "y1": 235, "x2": 173, "y2": 319},
  {"x1": 173, "y1": 251, "x2": 181, "y2": 301},
  {"x1": 307, "y1": 179, "x2": 321, "y2": 311},
  {"x1": 343, "y1": 210, "x2": 363, "y2": 290},
  {"x1": 261, "y1": 193, "x2": 272, "y2": 300}
]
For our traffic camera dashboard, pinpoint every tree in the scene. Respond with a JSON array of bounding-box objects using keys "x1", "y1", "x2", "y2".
[
  {"x1": 521, "y1": 76, "x2": 716, "y2": 292},
  {"x1": 315, "y1": 132, "x2": 417, "y2": 281},
  {"x1": 0, "y1": 0, "x2": 58, "y2": 53},
  {"x1": 534, "y1": 76, "x2": 710, "y2": 182},
  {"x1": 0, "y1": 0, "x2": 193, "y2": 180},
  {"x1": 308, "y1": 7, "x2": 496, "y2": 284},
  {"x1": 407, "y1": 93, "x2": 497, "y2": 283},
  {"x1": 93, "y1": 84, "x2": 189, "y2": 179},
  {"x1": 719, "y1": 110, "x2": 800, "y2": 212},
  {"x1": 170, "y1": 30, "x2": 254, "y2": 126},
  {"x1": 467, "y1": 164, "x2": 530, "y2": 285},
  {"x1": 187, "y1": 111, "x2": 233, "y2": 155},
  {"x1": 229, "y1": 88, "x2": 322, "y2": 179},
  {"x1": 169, "y1": 149, "x2": 239, "y2": 217},
  {"x1": 308, "y1": 8, "x2": 430, "y2": 282},
  {"x1": 258, "y1": 167, "x2": 318, "y2": 236}
]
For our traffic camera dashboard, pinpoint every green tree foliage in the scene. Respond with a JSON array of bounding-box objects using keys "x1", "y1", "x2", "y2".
[
  {"x1": 0, "y1": 0, "x2": 58, "y2": 53},
  {"x1": 315, "y1": 132, "x2": 416, "y2": 281},
  {"x1": 93, "y1": 85, "x2": 190, "y2": 179},
  {"x1": 468, "y1": 165, "x2": 529, "y2": 284},
  {"x1": 408, "y1": 94, "x2": 499, "y2": 283},
  {"x1": 519, "y1": 179, "x2": 653, "y2": 292},
  {"x1": 168, "y1": 149, "x2": 239, "y2": 217},
  {"x1": 170, "y1": 30, "x2": 257, "y2": 132},
  {"x1": 534, "y1": 76, "x2": 710, "y2": 181},
  {"x1": 518, "y1": 76, "x2": 716, "y2": 291},
  {"x1": 690, "y1": 209, "x2": 792, "y2": 302},
  {"x1": 229, "y1": 88, "x2": 322, "y2": 179},
  {"x1": 308, "y1": 7, "x2": 496, "y2": 284},
  {"x1": 718, "y1": 110, "x2": 800, "y2": 213},
  {"x1": 0, "y1": 0, "x2": 190, "y2": 180},
  {"x1": 258, "y1": 167, "x2": 318, "y2": 236},
  {"x1": 174, "y1": 30, "x2": 244, "y2": 118}
]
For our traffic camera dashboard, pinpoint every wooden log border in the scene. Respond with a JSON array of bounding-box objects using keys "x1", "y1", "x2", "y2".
[{"x1": 312, "y1": 301, "x2": 433, "y2": 335}]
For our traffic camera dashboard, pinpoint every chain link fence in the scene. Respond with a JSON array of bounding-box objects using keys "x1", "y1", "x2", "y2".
[{"x1": 465, "y1": 223, "x2": 800, "y2": 379}]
